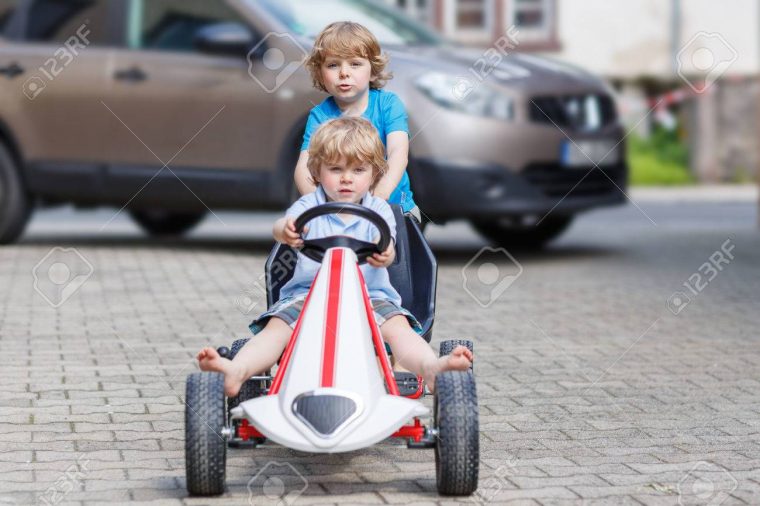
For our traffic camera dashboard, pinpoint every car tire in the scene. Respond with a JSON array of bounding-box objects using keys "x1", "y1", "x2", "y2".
[
  {"x1": 434, "y1": 370, "x2": 479, "y2": 496},
  {"x1": 0, "y1": 143, "x2": 32, "y2": 244},
  {"x1": 130, "y1": 210, "x2": 206, "y2": 236},
  {"x1": 185, "y1": 372, "x2": 226, "y2": 496},
  {"x1": 471, "y1": 215, "x2": 574, "y2": 249},
  {"x1": 439, "y1": 339, "x2": 474, "y2": 372}
]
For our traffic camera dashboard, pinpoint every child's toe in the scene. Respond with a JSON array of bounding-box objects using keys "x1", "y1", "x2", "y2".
[{"x1": 452, "y1": 345, "x2": 471, "y2": 358}]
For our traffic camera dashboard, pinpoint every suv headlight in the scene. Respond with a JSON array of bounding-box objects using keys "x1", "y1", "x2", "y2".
[{"x1": 415, "y1": 72, "x2": 514, "y2": 121}]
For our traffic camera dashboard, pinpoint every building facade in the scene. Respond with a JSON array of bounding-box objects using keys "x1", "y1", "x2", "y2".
[
  {"x1": 389, "y1": 0, "x2": 760, "y2": 183},
  {"x1": 388, "y1": 0, "x2": 558, "y2": 49}
]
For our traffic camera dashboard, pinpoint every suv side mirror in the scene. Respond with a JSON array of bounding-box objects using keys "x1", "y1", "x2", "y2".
[{"x1": 195, "y1": 22, "x2": 256, "y2": 57}]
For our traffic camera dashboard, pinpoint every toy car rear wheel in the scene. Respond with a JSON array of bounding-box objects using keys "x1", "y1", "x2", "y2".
[
  {"x1": 434, "y1": 370, "x2": 479, "y2": 496},
  {"x1": 185, "y1": 372, "x2": 226, "y2": 496},
  {"x1": 439, "y1": 339, "x2": 474, "y2": 372}
]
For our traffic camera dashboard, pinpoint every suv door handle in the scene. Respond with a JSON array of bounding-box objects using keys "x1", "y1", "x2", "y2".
[
  {"x1": 114, "y1": 66, "x2": 147, "y2": 82},
  {"x1": 0, "y1": 62, "x2": 24, "y2": 78}
]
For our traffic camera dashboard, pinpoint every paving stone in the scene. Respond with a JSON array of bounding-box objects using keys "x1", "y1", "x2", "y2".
[{"x1": 3, "y1": 201, "x2": 759, "y2": 503}]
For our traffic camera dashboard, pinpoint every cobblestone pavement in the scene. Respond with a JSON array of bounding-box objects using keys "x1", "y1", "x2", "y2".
[{"x1": 1, "y1": 192, "x2": 759, "y2": 505}]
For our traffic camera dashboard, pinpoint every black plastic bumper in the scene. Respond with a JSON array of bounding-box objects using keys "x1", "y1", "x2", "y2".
[{"x1": 409, "y1": 157, "x2": 628, "y2": 223}]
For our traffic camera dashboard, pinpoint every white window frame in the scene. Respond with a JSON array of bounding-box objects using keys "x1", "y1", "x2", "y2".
[
  {"x1": 506, "y1": 0, "x2": 556, "y2": 44},
  {"x1": 444, "y1": 0, "x2": 495, "y2": 42}
]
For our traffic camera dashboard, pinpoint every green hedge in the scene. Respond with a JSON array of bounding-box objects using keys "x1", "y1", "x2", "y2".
[{"x1": 628, "y1": 129, "x2": 694, "y2": 186}]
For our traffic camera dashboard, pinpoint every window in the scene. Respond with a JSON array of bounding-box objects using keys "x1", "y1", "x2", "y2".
[
  {"x1": 456, "y1": 0, "x2": 486, "y2": 29},
  {"x1": 0, "y1": 0, "x2": 19, "y2": 36},
  {"x1": 507, "y1": 0, "x2": 558, "y2": 48},
  {"x1": 26, "y1": 0, "x2": 110, "y2": 45},
  {"x1": 443, "y1": 0, "x2": 494, "y2": 42},
  {"x1": 513, "y1": 0, "x2": 545, "y2": 28},
  {"x1": 127, "y1": 0, "x2": 250, "y2": 53},
  {"x1": 386, "y1": 0, "x2": 433, "y2": 26},
  {"x1": 257, "y1": 0, "x2": 441, "y2": 46}
]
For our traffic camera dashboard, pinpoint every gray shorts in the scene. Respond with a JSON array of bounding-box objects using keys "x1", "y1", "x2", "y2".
[{"x1": 249, "y1": 295, "x2": 422, "y2": 335}]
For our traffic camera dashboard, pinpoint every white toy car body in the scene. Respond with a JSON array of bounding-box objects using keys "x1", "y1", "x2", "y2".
[{"x1": 185, "y1": 204, "x2": 478, "y2": 497}]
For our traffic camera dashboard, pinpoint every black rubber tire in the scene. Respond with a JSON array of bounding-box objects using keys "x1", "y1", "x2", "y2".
[
  {"x1": 471, "y1": 215, "x2": 573, "y2": 250},
  {"x1": 434, "y1": 370, "x2": 479, "y2": 496},
  {"x1": 185, "y1": 372, "x2": 226, "y2": 496},
  {"x1": 0, "y1": 143, "x2": 32, "y2": 244},
  {"x1": 439, "y1": 339, "x2": 474, "y2": 372},
  {"x1": 130, "y1": 210, "x2": 206, "y2": 236}
]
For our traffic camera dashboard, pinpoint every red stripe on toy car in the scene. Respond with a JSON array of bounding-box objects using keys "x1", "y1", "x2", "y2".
[
  {"x1": 356, "y1": 266, "x2": 400, "y2": 396},
  {"x1": 320, "y1": 249, "x2": 343, "y2": 387},
  {"x1": 269, "y1": 275, "x2": 318, "y2": 395}
]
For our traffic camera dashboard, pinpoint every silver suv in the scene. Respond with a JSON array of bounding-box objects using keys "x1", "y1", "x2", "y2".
[{"x1": 0, "y1": 0, "x2": 626, "y2": 247}]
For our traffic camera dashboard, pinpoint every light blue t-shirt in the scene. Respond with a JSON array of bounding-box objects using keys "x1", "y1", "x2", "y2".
[
  {"x1": 301, "y1": 89, "x2": 416, "y2": 213},
  {"x1": 278, "y1": 186, "x2": 402, "y2": 306}
]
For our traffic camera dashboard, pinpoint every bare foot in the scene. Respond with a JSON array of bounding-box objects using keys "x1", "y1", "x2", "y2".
[
  {"x1": 423, "y1": 345, "x2": 473, "y2": 393},
  {"x1": 196, "y1": 347, "x2": 248, "y2": 397}
]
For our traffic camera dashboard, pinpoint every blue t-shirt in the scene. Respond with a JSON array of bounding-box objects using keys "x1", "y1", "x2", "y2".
[
  {"x1": 278, "y1": 186, "x2": 402, "y2": 306},
  {"x1": 301, "y1": 89, "x2": 416, "y2": 213}
]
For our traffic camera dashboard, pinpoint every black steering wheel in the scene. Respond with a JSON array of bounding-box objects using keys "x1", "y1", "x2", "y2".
[{"x1": 293, "y1": 202, "x2": 392, "y2": 264}]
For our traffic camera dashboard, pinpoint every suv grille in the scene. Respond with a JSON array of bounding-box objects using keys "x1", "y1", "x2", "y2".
[
  {"x1": 530, "y1": 94, "x2": 617, "y2": 131},
  {"x1": 523, "y1": 163, "x2": 626, "y2": 198}
]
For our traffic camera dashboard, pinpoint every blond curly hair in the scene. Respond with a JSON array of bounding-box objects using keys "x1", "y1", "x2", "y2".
[
  {"x1": 307, "y1": 117, "x2": 388, "y2": 189},
  {"x1": 306, "y1": 21, "x2": 392, "y2": 93}
]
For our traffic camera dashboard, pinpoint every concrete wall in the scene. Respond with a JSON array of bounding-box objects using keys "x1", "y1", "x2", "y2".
[
  {"x1": 541, "y1": 0, "x2": 759, "y2": 79},
  {"x1": 679, "y1": 0, "x2": 759, "y2": 76},
  {"x1": 685, "y1": 78, "x2": 760, "y2": 183}
]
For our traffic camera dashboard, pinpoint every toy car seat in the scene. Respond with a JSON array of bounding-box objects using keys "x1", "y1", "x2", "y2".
[{"x1": 265, "y1": 205, "x2": 437, "y2": 342}]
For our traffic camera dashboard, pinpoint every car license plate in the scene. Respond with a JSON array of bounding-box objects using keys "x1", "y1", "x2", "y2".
[{"x1": 560, "y1": 139, "x2": 619, "y2": 167}]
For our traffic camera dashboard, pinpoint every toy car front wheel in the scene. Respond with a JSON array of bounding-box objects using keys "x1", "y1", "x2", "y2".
[
  {"x1": 434, "y1": 370, "x2": 479, "y2": 495},
  {"x1": 185, "y1": 372, "x2": 227, "y2": 496},
  {"x1": 439, "y1": 339, "x2": 474, "y2": 372}
]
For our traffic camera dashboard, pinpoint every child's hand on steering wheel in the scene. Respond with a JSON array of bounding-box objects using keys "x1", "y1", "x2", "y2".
[
  {"x1": 283, "y1": 217, "x2": 308, "y2": 249},
  {"x1": 367, "y1": 241, "x2": 395, "y2": 268}
]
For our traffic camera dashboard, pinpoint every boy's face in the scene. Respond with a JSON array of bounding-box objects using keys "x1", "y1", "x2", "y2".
[
  {"x1": 320, "y1": 54, "x2": 375, "y2": 105},
  {"x1": 317, "y1": 157, "x2": 374, "y2": 204}
]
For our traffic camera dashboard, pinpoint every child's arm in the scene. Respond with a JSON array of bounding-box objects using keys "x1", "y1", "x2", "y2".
[
  {"x1": 366, "y1": 198, "x2": 397, "y2": 269},
  {"x1": 293, "y1": 150, "x2": 316, "y2": 196},
  {"x1": 372, "y1": 131, "x2": 409, "y2": 201},
  {"x1": 273, "y1": 216, "x2": 307, "y2": 248}
]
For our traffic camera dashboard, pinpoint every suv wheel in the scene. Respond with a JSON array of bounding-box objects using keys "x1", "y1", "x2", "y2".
[
  {"x1": 0, "y1": 143, "x2": 32, "y2": 244},
  {"x1": 130, "y1": 210, "x2": 206, "y2": 236},
  {"x1": 472, "y1": 215, "x2": 573, "y2": 249}
]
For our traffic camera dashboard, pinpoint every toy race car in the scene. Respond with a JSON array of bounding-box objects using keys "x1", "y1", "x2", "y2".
[{"x1": 185, "y1": 203, "x2": 479, "y2": 497}]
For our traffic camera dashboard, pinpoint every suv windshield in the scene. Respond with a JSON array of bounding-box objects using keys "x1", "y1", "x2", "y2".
[{"x1": 253, "y1": 0, "x2": 443, "y2": 46}]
